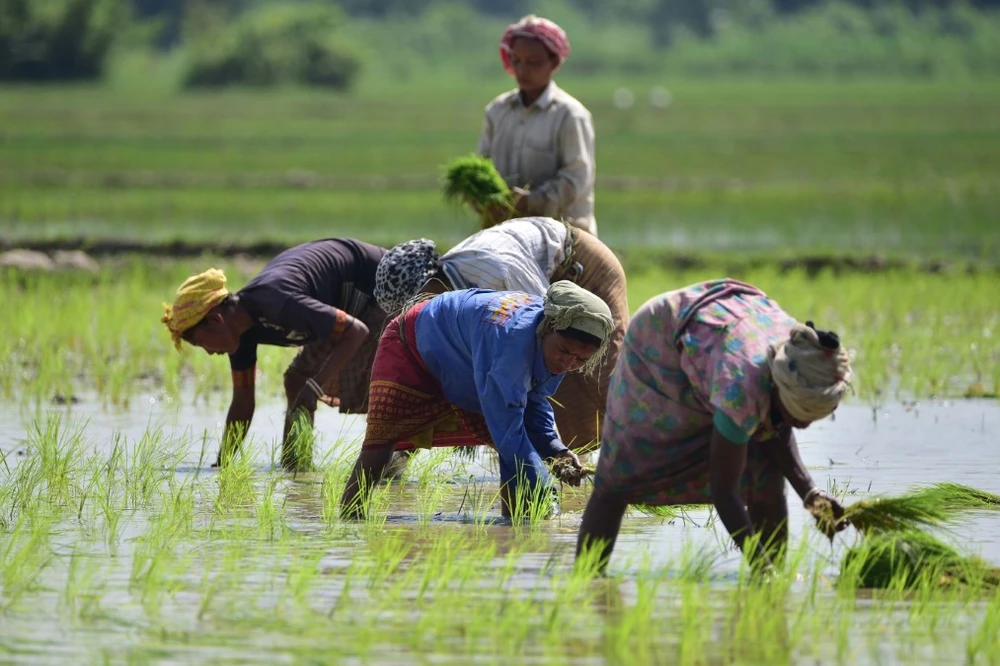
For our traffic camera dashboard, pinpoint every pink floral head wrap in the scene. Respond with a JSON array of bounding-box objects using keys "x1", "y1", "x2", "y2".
[{"x1": 499, "y1": 15, "x2": 570, "y2": 75}]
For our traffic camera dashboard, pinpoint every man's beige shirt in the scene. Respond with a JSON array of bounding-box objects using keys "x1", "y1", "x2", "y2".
[{"x1": 477, "y1": 82, "x2": 597, "y2": 235}]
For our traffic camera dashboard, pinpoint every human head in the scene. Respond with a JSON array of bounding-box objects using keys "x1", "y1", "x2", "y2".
[
  {"x1": 374, "y1": 239, "x2": 443, "y2": 314},
  {"x1": 767, "y1": 321, "x2": 853, "y2": 428},
  {"x1": 539, "y1": 281, "x2": 614, "y2": 376},
  {"x1": 499, "y1": 15, "x2": 569, "y2": 95},
  {"x1": 161, "y1": 268, "x2": 239, "y2": 354}
]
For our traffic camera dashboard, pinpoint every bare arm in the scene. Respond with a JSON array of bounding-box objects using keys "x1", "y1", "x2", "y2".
[
  {"x1": 575, "y1": 486, "x2": 629, "y2": 573},
  {"x1": 288, "y1": 314, "x2": 369, "y2": 414},
  {"x1": 708, "y1": 427, "x2": 771, "y2": 567},
  {"x1": 217, "y1": 373, "x2": 256, "y2": 466},
  {"x1": 307, "y1": 317, "x2": 368, "y2": 393},
  {"x1": 763, "y1": 427, "x2": 848, "y2": 537},
  {"x1": 761, "y1": 428, "x2": 815, "y2": 501}
]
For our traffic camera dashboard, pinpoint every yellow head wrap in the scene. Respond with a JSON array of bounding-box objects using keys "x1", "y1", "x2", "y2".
[
  {"x1": 768, "y1": 321, "x2": 853, "y2": 423},
  {"x1": 161, "y1": 268, "x2": 230, "y2": 351}
]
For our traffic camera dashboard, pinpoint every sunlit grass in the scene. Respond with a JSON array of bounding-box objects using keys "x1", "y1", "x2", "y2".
[{"x1": 5, "y1": 260, "x2": 996, "y2": 408}]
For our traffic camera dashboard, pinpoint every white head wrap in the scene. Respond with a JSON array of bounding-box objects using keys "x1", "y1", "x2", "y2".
[{"x1": 768, "y1": 321, "x2": 853, "y2": 423}]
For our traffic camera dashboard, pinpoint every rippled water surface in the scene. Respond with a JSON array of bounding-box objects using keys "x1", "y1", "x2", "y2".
[{"x1": 1, "y1": 396, "x2": 998, "y2": 664}]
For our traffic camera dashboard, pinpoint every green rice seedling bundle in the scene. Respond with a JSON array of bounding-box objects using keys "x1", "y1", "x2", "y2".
[
  {"x1": 812, "y1": 483, "x2": 1000, "y2": 536},
  {"x1": 819, "y1": 483, "x2": 1000, "y2": 590},
  {"x1": 442, "y1": 154, "x2": 515, "y2": 228},
  {"x1": 841, "y1": 531, "x2": 1000, "y2": 590}
]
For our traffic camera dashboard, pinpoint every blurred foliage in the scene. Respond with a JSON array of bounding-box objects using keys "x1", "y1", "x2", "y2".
[
  {"x1": 0, "y1": 0, "x2": 128, "y2": 80},
  {"x1": 126, "y1": 0, "x2": 1000, "y2": 49},
  {"x1": 2, "y1": 0, "x2": 999, "y2": 84},
  {"x1": 182, "y1": 2, "x2": 360, "y2": 89}
]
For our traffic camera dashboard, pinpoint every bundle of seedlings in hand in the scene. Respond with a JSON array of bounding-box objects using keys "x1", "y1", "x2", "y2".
[
  {"x1": 813, "y1": 482, "x2": 1000, "y2": 536},
  {"x1": 840, "y1": 530, "x2": 1000, "y2": 591},
  {"x1": 442, "y1": 155, "x2": 516, "y2": 228},
  {"x1": 549, "y1": 456, "x2": 595, "y2": 487},
  {"x1": 817, "y1": 483, "x2": 1000, "y2": 590}
]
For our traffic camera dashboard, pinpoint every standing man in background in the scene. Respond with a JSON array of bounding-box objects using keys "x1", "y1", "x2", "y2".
[{"x1": 477, "y1": 15, "x2": 598, "y2": 236}]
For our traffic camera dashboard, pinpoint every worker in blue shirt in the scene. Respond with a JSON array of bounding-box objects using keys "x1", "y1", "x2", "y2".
[{"x1": 340, "y1": 281, "x2": 614, "y2": 519}]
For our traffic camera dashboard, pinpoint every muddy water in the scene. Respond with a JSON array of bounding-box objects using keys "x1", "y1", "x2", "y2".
[{"x1": 1, "y1": 397, "x2": 998, "y2": 664}]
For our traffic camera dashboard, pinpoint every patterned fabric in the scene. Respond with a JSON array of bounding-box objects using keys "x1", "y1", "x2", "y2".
[
  {"x1": 594, "y1": 279, "x2": 797, "y2": 506},
  {"x1": 441, "y1": 217, "x2": 569, "y2": 297},
  {"x1": 365, "y1": 296, "x2": 555, "y2": 493},
  {"x1": 284, "y1": 303, "x2": 389, "y2": 413},
  {"x1": 364, "y1": 300, "x2": 490, "y2": 450},
  {"x1": 374, "y1": 239, "x2": 442, "y2": 315},
  {"x1": 413, "y1": 289, "x2": 566, "y2": 462},
  {"x1": 769, "y1": 322, "x2": 853, "y2": 422},
  {"x1": 161, "y1": 268, "x2": 229, "y2": 351},
  {"x1": 477, "y1": 82, "x2": 596, "y2": 235},
  {"x1": 499, "y1": 15, "x2": 570, "y2": 75}
]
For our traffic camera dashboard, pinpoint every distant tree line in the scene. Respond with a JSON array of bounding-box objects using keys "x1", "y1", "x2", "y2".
[
  {"x1": 2, "y1": 0, "x2": 998, "y2": 84},
  {"x1": 127, "y1": 0, "x2": 1000, "y2": 47}
]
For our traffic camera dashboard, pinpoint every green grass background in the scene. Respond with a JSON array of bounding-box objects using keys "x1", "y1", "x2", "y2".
[{"x1": 2, "y1": 78, "x2": 998, "y2": 258}]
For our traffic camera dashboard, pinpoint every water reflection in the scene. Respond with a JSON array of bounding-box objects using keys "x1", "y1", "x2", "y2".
[{"x1": 1, "y1": 397, "x2": 999, "y2": 664}]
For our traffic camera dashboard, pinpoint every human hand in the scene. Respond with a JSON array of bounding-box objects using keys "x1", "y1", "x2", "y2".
[
  {"x1": 803, "y1": 488, "x2": 848, "y2": 540},
  {"x1": 550, "y1": 450, "x2": 589, "y2": 487},
  {"x1": 476, "y1": 201, "x2": 517, "y2": 229},
  {"x1": 289, "y1": 378, "x2": 338, "y2": 414}
]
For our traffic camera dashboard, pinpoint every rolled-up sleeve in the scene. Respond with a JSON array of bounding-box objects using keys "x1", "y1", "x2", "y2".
[{"x1": 524, "y1": 112, "x2": 595, "y2": 217}]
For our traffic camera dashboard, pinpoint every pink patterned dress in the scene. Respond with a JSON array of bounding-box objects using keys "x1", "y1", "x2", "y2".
[{"x1": 594, "y1": 279, "x2": 798, "y2": 506}]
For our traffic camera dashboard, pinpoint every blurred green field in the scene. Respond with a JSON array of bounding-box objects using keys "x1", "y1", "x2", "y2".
[
  {"x1": 2, "y1": 79, "x2": 998, "y2": 258},
  {"x1": 2, "y1": 258, "x2": 996, "y2": 407}
]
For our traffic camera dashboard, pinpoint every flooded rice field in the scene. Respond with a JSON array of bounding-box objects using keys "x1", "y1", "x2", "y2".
[{"x1": 1, "y1": 396, "x2": 999, "y2": 664}]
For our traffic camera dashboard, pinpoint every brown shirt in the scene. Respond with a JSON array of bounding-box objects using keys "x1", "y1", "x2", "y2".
[{"x1": 477, "y1": 82, "x2": 597, "y2": 235}]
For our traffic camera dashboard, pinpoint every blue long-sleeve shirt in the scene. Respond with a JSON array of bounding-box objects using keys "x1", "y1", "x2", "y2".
[{"x1": 414, "y1": 289, "x2": 568, "y2": 488}]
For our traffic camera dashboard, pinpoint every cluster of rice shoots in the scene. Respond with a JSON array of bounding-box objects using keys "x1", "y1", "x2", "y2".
[
  {"x1": 841, "y1": 531, "x2": 1000, "y2": 591},
  {"x1": 833, "y1": 483, "x2": 1000, "y2": 535},
  {"x1": 821, "y1": 483, "x2": 1000, "y2": 590},
  {"x1": 442, "y1": 155, "x2": 515, "y2": 229}
]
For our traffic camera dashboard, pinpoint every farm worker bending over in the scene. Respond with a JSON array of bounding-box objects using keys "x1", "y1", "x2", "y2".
[
  {"x1": 340, "y1": 281, "x2": 614, "y2": 519},
  {"x1": 477, "y1": 15, "x2": 597, "y2": 235},
  {"x1": 374, "y1": 217, "x2": 628, "y2": 452},
  {"x1": 161, "y1": 239, "x2": 388, "y2": 470},
  {"x1": 575, "y1": 279, "x2": 853, "y2": 574}
]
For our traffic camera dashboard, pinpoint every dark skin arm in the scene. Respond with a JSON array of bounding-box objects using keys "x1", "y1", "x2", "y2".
[
  {"x1": 216, "y1": 384, "x2": 255, "y2": 467},
  {"x1": 286, "y1": 316, "x2": 369, "y2": 414},
  {"x1": 708, "y1": 426, "x2": 773, "y2": 569},
  {"x1": 762, "y1": 427, "x2": 847, "y2": 538},
  {"x1": 762, "y1": 426, "x2": 815, "y2": 500},
  {"x1": 575, "y1": 486, "x2": 629, "y2": 573}
]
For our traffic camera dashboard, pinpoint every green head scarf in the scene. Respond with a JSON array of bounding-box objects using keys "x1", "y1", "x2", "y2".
[{"x1": 541, "y1": 280, "x2": 615, "y2": 375}]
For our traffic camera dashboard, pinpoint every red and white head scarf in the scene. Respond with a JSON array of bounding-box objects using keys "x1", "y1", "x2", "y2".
[{"x1": 499, "y1": 15, "x2": 570, "y2": 76}]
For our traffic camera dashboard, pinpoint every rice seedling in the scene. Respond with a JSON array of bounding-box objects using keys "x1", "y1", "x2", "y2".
[
  {"x1": 282, "y1": 408, "x2": 317, "y2": 473},
  {"x1": 442, "y1": 154, "x2": 515, "y2": 229},
  {"x1": 840, "y1": 531, "x2": 1000, "y2": 591},
  {"x1": 256, "y1": 472, "x2": 288, "y2": 540},
  {"x1": 812, "y1": 482, "x2": 1000, "y2": 535}
]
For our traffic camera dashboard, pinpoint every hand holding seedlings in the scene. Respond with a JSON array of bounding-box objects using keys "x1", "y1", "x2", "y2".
[
  {"x1": 550, "y1": 450, "x2": 592, "y2": 487},
  {"x1": 804, "y1": 488, "x2": 848, "y2": 540},
  {"x1": 289, "y1": 381, "x2": 337, "y2": 415}
]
